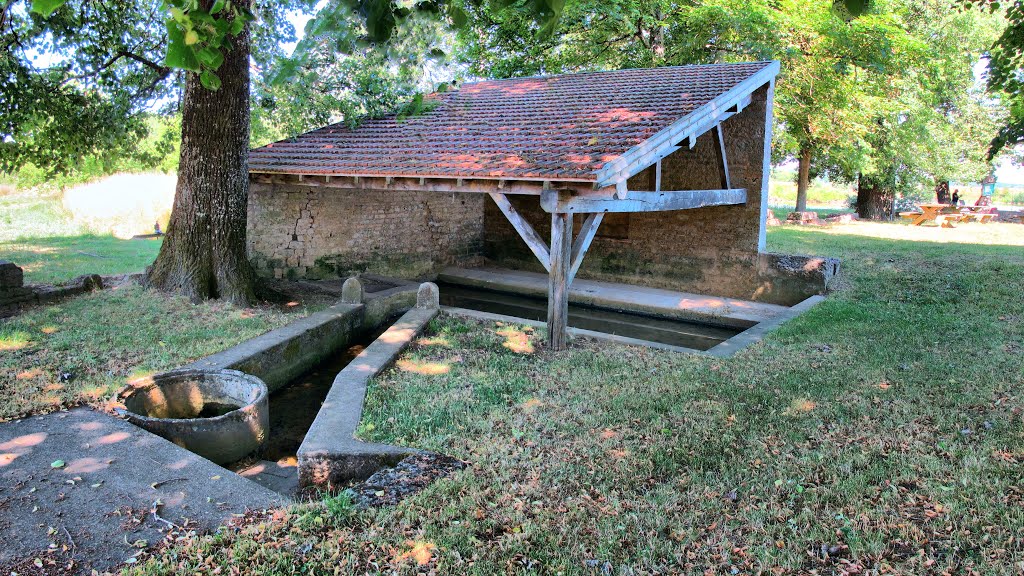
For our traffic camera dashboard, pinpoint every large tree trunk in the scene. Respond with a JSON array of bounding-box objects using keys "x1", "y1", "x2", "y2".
[
  {"x1": 795, "y1": 147, "x2": 811, "y2": 212},
  {"x1": 856, "y1": 174, "x2": 895, "y2": 220},
  {"x1": 147, "y1": 6, "x2": 256, "y2": 305}
]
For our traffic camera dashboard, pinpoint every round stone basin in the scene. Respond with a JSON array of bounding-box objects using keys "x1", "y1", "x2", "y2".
[{"x1": 118, "y1": 369, "x2": 269, "y2": 465}]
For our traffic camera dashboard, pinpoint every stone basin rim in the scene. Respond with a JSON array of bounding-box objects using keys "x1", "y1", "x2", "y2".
[{"x1": 116, "y1": 368, "x2": 268, "y2": 424}]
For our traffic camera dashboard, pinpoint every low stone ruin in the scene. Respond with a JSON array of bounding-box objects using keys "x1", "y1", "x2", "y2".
[{"x1": 0, "y1": 261, "x2": 103, "y2": 318}]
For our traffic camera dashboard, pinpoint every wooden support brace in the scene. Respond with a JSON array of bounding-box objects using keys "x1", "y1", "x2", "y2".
[
  {"x1": 711, "y1": 123, "x2": 731, "y2": 190},
  {"x1": 568, "y1": 213, "x2": 603, "y2": 285},
  {"x1": 541, "y1": 188, "x2": 747, "y2": 213},
  {"x1": 547, "y1": 212, "x2": 572, "y2": 351},
  {"x1": 488, "y1": 192, "x2": 551, "y2": 272}
]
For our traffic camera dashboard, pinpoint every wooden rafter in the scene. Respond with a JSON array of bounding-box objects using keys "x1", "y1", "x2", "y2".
[
  {"x1": 541, "y1": 189, "x2": 747, "y2": 214},
  {"x1": 489, "y1": 192, "x2": 551, "y2": 272},
  {"x1": 251, "y1": 173, "x2": 609, "y2": 197}
]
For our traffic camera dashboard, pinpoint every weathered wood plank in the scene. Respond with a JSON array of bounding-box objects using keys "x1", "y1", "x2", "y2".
[
  {"x1": 568, "y1": 213, "x2": 604, "y2": 285},
  {"x1": 712, "y1": 123, "x2": 731, "y2": 190},
  {"x1": 547, "y1": 212, "x2": 572, "y2": 351},
  {"x1": 489, "y1": 192, "x2": 551, "y2": 272},
  {"x1": 250, "y1": 173, "x2": 608, "y2": 196},
  {"x1": 540, "y1": 189, "x2": 747, "y2": 213}
]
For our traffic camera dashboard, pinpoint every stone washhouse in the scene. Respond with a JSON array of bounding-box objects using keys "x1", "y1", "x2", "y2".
[{"x1": 247, "y1": 61, "x2": 837, "y2": 349}]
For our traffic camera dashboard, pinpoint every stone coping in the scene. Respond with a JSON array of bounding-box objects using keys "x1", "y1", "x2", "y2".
[
  {"x1": 177, "y1": 285, "x2": 418, "y2": 392},
  {"x1": 442, "y1": 293, "x2": 824, "y2": 358},
  {"x1": 439, "y1": 267, "x2": 787, "y2": 327},
  {"x1": 297, "y1": 305, "x2": 439, "y2": 489}
]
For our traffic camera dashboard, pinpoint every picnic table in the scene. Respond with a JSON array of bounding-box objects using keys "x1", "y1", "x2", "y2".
[{"x1": 901, "y1": 203, "x2": 957, "y2": 227}]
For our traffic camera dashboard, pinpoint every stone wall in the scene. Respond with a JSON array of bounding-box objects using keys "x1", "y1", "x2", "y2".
[{"x1": 247, "y1": 183, "x2": 486, "y2": 280}]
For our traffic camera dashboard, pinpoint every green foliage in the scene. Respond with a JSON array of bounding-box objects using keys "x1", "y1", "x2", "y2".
[
  {"x1": 0, "y1": 115, "x2": 181, "y2": 190},
  {"x1": 963, "y1": 0, "x2": 1024, "y2": 158}
]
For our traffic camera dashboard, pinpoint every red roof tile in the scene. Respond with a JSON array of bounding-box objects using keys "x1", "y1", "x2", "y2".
[{"x1": 249, "y1": 62, "x2": 776, "y2": 182}]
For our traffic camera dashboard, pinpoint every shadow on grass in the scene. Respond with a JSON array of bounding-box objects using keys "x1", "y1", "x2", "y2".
[{"x1": 0, "y1": 234, "x2": 162, "y2": 284}]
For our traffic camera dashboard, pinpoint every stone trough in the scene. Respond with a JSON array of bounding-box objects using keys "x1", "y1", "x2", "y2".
[
  {"x1": 117, "y1": 369, "x2": 269, "y2": 465},
  {"x1": 115, "y1": 279, "x2": 441, "y2": 493}
]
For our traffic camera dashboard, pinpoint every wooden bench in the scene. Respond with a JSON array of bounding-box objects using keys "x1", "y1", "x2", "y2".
[
  {"x1": 900, "y1": 211, "x2": 926, "y2": 226},
  {"x1": 934, "y1": 214, "x2": 962, "y2": 228},
  {"x1": 959, "y1": 212, "x2": 995, "y2": 223}
]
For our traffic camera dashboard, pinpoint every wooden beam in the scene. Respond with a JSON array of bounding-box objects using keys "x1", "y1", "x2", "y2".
[
  {"x1": 547, "y1": 212, "x2": 572, "y2": 351},
  {"x1": 541, "y1": 189, "x2": 747, "y2": 213},
  {"x1": 615, "y1": 180, "x2": 628, "y2": 199},
  {"x1": 568, "y1": 213, "x2": 603, "y2": 285},
  {"x1": 711, "y1": 124, "x2": 731, "y2": 190},
  {"x1": 250, "y1": 173, "x2": 608, "y2": 197},
  {"x1": 595, "y1": 63, "x2": 778, "y2": 188},
  {"x1": 655, "y1": 159, "x2": 662, "y2": 192},
  {"x1": 488, "y1": 192, "x2": 551, "y2": 272}
]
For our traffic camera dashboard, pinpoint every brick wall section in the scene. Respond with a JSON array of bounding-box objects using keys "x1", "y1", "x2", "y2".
[
  {"x1": 483, "y1": 84, "x2": 836, "y2": 305},
  {"x1": 247, "y1": 182, "x2": 486, "y2": 280}
]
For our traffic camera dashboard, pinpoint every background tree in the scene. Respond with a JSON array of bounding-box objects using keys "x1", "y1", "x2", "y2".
[
  {"x1": 821, "y1": 0, "x2": 1003, "y2": 218},
  {"x1": 964, "y1": 0, "x2": 1024, "y2": 159}
]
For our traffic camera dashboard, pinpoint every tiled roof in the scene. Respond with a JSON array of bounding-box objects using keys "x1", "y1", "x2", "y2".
[{"x1": 249, "y1": 61, "x2": 776, "y2": 182}]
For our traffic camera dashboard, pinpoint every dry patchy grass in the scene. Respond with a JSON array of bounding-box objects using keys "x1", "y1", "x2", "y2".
[
  {"x1": 0, "y1": 285, "x2": 308, "y2": 421},
  {"x1": 123, "y1": 221, "x2": 1024, "y2": 575}
]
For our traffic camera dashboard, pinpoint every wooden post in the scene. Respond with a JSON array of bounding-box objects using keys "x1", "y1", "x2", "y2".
[{"x1": 547, "y1": 212, "x2": 572, "y2": 350}]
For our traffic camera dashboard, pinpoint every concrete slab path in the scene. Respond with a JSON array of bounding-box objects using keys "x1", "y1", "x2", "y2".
[{"x1": 0, "y1": 408, "x2": 285, "y2": 575}]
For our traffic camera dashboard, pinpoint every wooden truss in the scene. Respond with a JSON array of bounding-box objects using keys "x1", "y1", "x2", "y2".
[{"x1": 489, "y1": 124, "x2": 743, "y2": 351}]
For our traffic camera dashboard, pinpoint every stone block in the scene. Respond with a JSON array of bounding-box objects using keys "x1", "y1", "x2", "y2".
[
  {"x1": 341, "y1": 277, "x2": 364, "y2": 304},
  {"x1": 0, "y1": 261, "x2": 24, "y2": 289},
  {"x1": 416, "y1": 282, "x2": 439, "y2": 309},
  {"x1": 786, "y1": 211, "x2": 821, "y2": 225}
]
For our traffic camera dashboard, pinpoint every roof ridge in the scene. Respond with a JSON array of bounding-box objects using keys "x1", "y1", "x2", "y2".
[{"x1": 455, "y1": 61, "x2": 774, "y2": 90}]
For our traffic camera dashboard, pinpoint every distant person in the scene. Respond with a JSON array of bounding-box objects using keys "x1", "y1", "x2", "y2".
[{"x1": 951, "y1": 190, "x2": 960, "y2": 206}]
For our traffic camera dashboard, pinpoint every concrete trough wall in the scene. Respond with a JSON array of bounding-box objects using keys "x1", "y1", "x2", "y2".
[
  {"x1": 180, "y1": 285, "x2": 418, "y2": 392},
  {"x1": 298, "y1": 284, "x2": 442, "y2": 489}
]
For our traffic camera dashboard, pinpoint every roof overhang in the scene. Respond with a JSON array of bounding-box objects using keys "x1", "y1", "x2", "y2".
[{"x1": 593, "y1": 60, "x2": 780, "y2": 189}]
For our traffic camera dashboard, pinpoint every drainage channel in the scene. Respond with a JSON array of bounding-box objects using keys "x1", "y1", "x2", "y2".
[
  {"x1": 231, "y1": 319, "x2": 396, "y2": 494},
  {"x1": 436, "y1": 282, "x2": 747, "y2": 351}
]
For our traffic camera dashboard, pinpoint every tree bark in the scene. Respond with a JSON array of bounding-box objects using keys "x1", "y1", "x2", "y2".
[
  {"x1": 856, "y1": 174, "x2": 895, "y2": 220},
  {"x1": 795, "y1": 147, "x2": 811, "y2": 212},
  {"x1": 147, "y1": 4, "x2": 256, "y2": 305}
]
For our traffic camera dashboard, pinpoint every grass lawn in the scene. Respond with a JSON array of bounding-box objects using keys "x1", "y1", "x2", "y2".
[
  {"x1": 0, "y1": 189, "x2": 162, "y2": 284},
  {"x1": 0, "y1": 285, "x2": 308, "y2": 421},
  {"x1": 118, "y1": 221, "x2": 1024, "y2": 575}
]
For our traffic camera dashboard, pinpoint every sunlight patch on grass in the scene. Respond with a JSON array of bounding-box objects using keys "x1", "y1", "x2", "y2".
[
  {"x1": 416, "y1": 335, "x2": 452, "y2": 347},
  {"x1": 396, "y1": 358, "x2": 451, "y2": 376},
  {"x1": 0, "y1": 332, "x2": 31, "y2": 351},
  {"x1": 495, "y1": 324, "x2": 536, "y2": 354},
  {"x1": 785, "y1": 398, "x2": 817, "y2": 415},
  {"x1": 392, "y1": 540, "x2": 437, "y2": 566}
]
